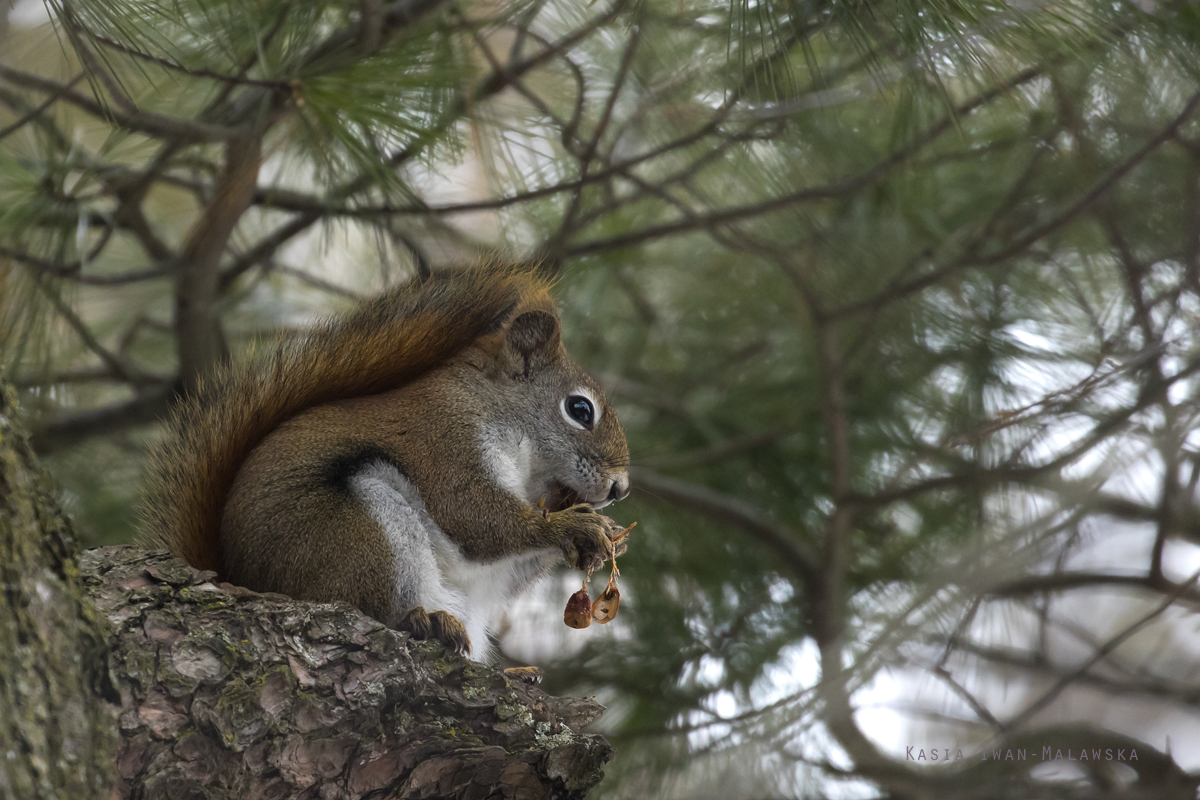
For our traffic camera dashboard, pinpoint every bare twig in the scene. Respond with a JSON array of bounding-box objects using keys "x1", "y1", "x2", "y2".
[
  {"x1": 630, "y1": 467, "x2": 818, "y2": 582},
  {"x1": 0, "y1": 63, "x2": 243, "y2": 141},
  {"x1": 37, "y1": 280, "x2": 152, "y2": 385},
  {"x1": 987, "y1": 572, "x2": 1200, "y2": 609},
  {"x1": 1001, "y1": 570, "x2": 1200, "y2": 732},
  {"x1": 833, "y1": 86, "x2": 1200, "y2": 319},
  {"x1": 221, "y1": 0, "x2": 631, "y2": 282},
  {"x1": 0, "y1": 72, "x2": 85, "y2": 141},
  {"x1": 640, "y1": 429, "x2": 782, "y2": 470},
  {"x1": 934, "y1": 665, "x2": 1003, "y2": 730},
  {"x1": 271, "y1": 263, "x2": 364, "y2": 301},
  {"x1": 563, "y1": 67, "x2": 1044, "y2": 258},
  {"x1": 87, "y1": 33, "x2": 288, "y2": 89},
  {"x1": 29, "y1": 383, "x2": 176, "y2": 454},
  {"x1": 951, "y1": 640, "x2": 1200, "y2": 708}
]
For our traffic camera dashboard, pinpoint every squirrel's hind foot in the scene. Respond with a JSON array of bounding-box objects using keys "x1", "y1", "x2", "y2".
[
  {"x1": 399, "y1": 606, "x2": 472, "y2": 655},
  {"x1": 503, "y1": 666, "x2": 543, "y2": 685}
]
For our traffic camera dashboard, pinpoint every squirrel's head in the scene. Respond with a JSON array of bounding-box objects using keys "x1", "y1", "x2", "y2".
[{"x1": 467, "y1": 304, "x2": 630, "y2": 513}]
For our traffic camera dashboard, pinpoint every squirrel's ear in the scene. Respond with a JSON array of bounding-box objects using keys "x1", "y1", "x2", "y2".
[{"x1": 505, "y1": 310, "x2": 562, "y2": 377}]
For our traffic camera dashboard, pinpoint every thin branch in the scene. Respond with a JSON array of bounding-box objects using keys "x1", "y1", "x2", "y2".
[
  {"x1": 934, "y1": 665, "x2": 1003, "y2": 730},
  {"x1": 0, "y1": 84, "x2": 75, "y2": 151},
  {"x1": 113, "y1": 201, "x2": 176, "y2": 265},
  {"x1": 545, "y1": 18, "x2": 642, "y2": 257},
  {"x1": 0, "y1": 63, "x2": 243, "y2": 142},
  {"x1": 0, "y1": 72, "x2": 85, "y2": 141},
  {"x1": 218, "y1": 210, "x2": 318, "y2": 291},
  {"x1": 87, "y1": 33, "x2": 288, "y2": 89},
  {"x1": 640, "y1": 429, "x2": 782, "y2": 470},
  {"x1": 37, "y1": 280, "x2": 152, "y2": 385},
  {"x1": 387, "y1": 226, "x2": 430, "y2": 280},
  {"x1": 245, "y1": 91, "x2": 747, "y2": 222},
  {"x1": 630, "y1": 467, "x2": 818, "y2": 582},
  {"x1": 833, "y1": 85, "x2": 1200, "y2": 319},
  {"x1": 271, "y1": 263, "x2": 364, "y2": 301},
  {"x1": 987, "y1": 571, "x2": 1200, "y2": 608},
  {"x1": 562, "y1": 67, "x2": 1044, "y2": 259},
  {"x1": 1000, "y1": 570, "x2": 1200, "y2": 732},
  {"x1": 951, "y1": 640, "x2": 1200, "y2": 707},
  {"x1": 0, "y1": 246, "x2": 168, "y2": 286},
  {"x1": 29, "y1": 383, "x2": 175, "y2": 454},
  {"x1": 846, "y1": 353, "x2": 1200, "y2": 510},
  {"x1": 220, "y1": 0, "x2": 632, "y2": 283}
]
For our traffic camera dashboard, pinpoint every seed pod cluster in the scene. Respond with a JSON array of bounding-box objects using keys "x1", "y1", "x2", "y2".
[{"x1": 563, "y1": 522, "x2": 635, "y2": 629}]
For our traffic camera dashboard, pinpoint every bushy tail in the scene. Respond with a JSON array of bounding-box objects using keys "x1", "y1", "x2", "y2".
[{"x1": 141, "y1": 262, "x2": 549, "y2": 573}]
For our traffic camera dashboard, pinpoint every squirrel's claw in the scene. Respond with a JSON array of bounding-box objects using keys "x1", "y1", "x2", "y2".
[
  {"x1": 399, "y1": 606, "x2": 472, "y2": 655},
  {"x1": 503, "y1": 665, "x2": 544, "y2": 685}
]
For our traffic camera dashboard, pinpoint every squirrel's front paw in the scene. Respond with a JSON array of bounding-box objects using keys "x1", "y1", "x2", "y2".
[
  {"x1": 552, "y1": 504, "x2": 620, "y2": 571},
  {"x1": 399, "y1": 606, "x2": 471, "y2": 655}
]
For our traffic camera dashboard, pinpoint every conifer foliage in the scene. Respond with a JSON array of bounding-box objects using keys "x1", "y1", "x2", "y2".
[{"x1": 3, "y1": 0, "x2": 1200, "y2": 796}]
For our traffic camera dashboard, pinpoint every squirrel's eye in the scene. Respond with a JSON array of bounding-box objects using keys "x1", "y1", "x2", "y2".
[{"x1": 564, "y1": 395, "x2": 595, "y2": 429}]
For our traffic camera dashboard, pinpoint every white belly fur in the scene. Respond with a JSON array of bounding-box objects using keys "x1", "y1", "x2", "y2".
[{"x1": 350, "y1": 460, "x2": 557, "y2": 662}]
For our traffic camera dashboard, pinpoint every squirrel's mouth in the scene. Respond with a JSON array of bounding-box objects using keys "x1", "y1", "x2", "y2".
[{"x1": 544, "y1": 481, "x2": 585, "y2": 512}]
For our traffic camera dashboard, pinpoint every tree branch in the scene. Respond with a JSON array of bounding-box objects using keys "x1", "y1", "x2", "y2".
[
  {"x1": 832, "y1": 85, "x2": 1200, "y2": 319},
  {"x1": 219, "y1": 0, "x2": 630, "y2": 285},
  {"x1": 29, "y1": 383, "x2": 175, "y2": 455},
  {"x1": 1000, "y1": 570, "x2": 1200, "y2": 732},
  {"x1": 0, "y1": 63, "x2": 244, "y2": 142},
  {"x1": 0, "y1": 246, "x2": 167, "y2": 286},
  {"x1": 0, "y1": 72, "x2": 84, "y2": 141},
  {"x1": 562, "y1": 67, "x2": 1043, "y2": 258},
  {"x1": 175, "y1": 132, "x2": 263, "y2": 390},
  {"x1": 82, "y1": 546, "x2": 614, "y2": 800},
  {"x1": 630, "y1": 467, "x2": 818, "y2": 582},
  {"x1": 987, "y1": 571, "x2": 1200, "y2": 608}
]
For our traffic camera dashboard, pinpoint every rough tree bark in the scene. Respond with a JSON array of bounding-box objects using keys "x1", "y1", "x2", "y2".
[
  {"x1": 85, "y1": 546, "x2": 613, "y2": 800},
  {"x1": 0, "y1": 379, "x2": 117, "y2": 798},
  {"x1": 0, "y1": 380, "x2": 614, "y2": 799}
]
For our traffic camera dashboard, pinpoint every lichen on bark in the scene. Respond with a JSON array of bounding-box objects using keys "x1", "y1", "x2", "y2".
[
  {"x1": 0, "y1": 378, "x2": 117, "y2": 798},
  {"x1": 83, "y1": 546, "x2": 615, "y2": 799}
]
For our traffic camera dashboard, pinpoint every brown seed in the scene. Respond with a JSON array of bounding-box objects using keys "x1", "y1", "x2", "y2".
[
  {"x1": 591, "y1": 584, "x2": 620, "y2": 623},
  {"x1": 564, "y1": 586, "x2": 593, "y2": 629}
]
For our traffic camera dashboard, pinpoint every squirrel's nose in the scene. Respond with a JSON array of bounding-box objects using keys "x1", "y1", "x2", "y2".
[{"x1": 607, "y1": 474, "x2": 631, "y2": 503}]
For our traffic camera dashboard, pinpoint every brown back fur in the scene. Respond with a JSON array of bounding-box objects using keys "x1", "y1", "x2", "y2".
[{"x1": 140, "y1": 262, "x2": 553, "y2": 574}]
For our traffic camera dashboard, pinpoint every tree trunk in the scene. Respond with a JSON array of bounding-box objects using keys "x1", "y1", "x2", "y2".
[
  {"x1": 0, "y1": 379, "x2": 614, "y2": 799},
  {"x1": 0, "y1": 380, "x2": 117, "y2": 798}
]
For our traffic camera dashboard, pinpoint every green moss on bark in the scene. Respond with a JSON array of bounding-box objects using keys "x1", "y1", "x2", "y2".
[{"x1": 0, "y1": 377, "x2": 117, "y2": 798}]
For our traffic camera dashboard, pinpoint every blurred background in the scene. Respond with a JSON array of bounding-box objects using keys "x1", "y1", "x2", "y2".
[{"x1": 4, "y1": 0, "x2": 1200, "y2": 796}]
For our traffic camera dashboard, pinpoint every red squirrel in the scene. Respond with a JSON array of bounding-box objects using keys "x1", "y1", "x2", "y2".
[{"x1": 142, "y1": 263, "x2": 630, "y2": 661}]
